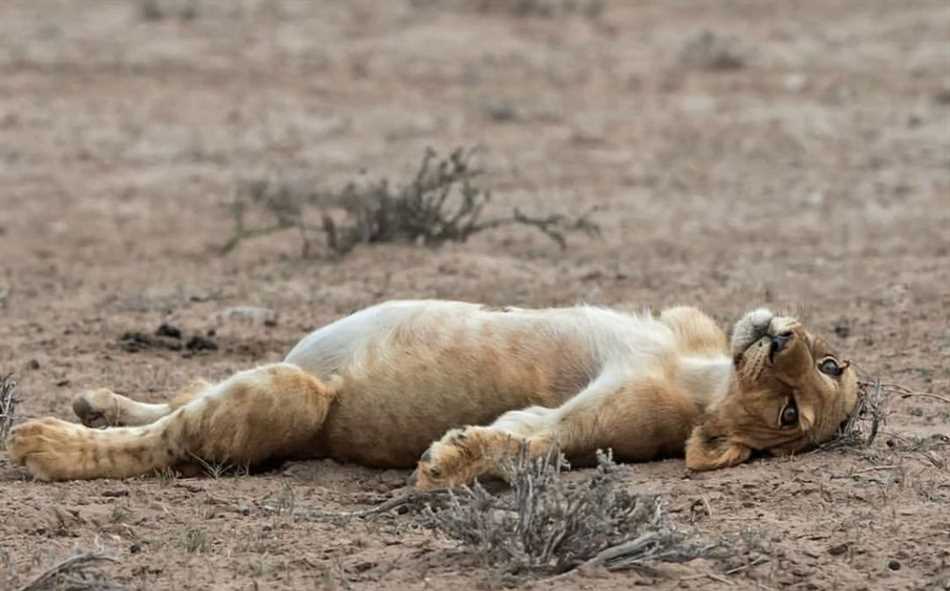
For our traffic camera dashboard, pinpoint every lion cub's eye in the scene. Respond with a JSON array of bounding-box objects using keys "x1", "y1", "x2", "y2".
[
  {"x1": 819, "y1": 358, "x2": 843, "y2": 377},
  {"x1": 780, "y1": 400, "x2": 798, "y2": 428}
]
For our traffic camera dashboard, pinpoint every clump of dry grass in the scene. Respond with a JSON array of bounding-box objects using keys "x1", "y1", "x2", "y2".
[
  {"x1": 181, "y1": 528, "x2": 209, "y2": 554},
  {"x1": 0, "y1": 373, "x2": 17, "y2": 447},
  {"x1": 15, "y1": 551, "x2": 122, "y2": 591},
  {"x1": 425, "y1": 448, "x2": 710, "y2": 575},
  {"x1": 222, "y1": 147, "x2": 600, "y2": 257}
]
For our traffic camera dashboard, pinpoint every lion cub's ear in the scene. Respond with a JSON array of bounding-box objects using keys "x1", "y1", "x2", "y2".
[{"x1": 685, "y1": 422, "x2": 752, "y2": 471}]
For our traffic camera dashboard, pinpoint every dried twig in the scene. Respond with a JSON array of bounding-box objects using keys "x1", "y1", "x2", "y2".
[
  {"x1": 853, "y1": 465, "x2": 899, "y2": 474},
  {"x1": 824, "y1": 378, "x2": 947, "y2": 451},
  {"x1": 823, "y1": 379, "x2": 889, "y2": 449},
  {"x1": 0, "y1": 373, "x2": 17, "y2": 446},
  {"x1": 17, "y1": 552, "x2": 120, "y2": 591},
  {"x1": 897, "y1": 391, "x2": 950, "y2": 405},
  {"x1": 259, "y1": 489, "x2": 451, "y2": 521},
  {"x1": 723, "y1": 555, "x2": 770, "y2": 575}
]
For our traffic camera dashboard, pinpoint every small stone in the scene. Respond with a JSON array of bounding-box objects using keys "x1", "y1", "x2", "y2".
[
  {"x1": 155, "y1": 323, "x2": 182, "y2": 339},
  {"x1": 129, "y1": 543, "x2": 142, "y2": 554},
  {"x1": 888, "y1": 559, "x2": 901, "y2": 571},
  {"x1": 828, "y1": 543, "x2": 849, "y2": 556},
  {"x1": 27, "y1": 359, "x2": 40, "y2": 370},
  {"x1": 186, "y1": 335, "x2": 218, "y2": 352},
  {"x1": 833, "y1": 321, "x2": 851, "y2": 339},
  {"x1": 784, "y1": 73, "x2": 807, "y2": 93},
  {"x1": 483, "y1": 101, "x2": 518, "y2": 123}
]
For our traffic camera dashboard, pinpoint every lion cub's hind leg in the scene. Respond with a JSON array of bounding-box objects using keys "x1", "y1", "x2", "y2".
[
  {"x1": 8, "y1": 364, "x2": 335, "y2": 481},
  {"x1": 73, "y1": 379, "x2": 213, "y2": 428},
  {"x1": 660, "y1": 306, "x2": 728, "y2": 356}
]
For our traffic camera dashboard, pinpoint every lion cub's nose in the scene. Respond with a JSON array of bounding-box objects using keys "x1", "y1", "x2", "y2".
[{"x1": 769, "y1": 331, "x2": 793, "y2": 360}]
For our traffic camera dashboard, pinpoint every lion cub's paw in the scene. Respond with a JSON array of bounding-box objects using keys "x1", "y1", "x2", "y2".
[
  {"x1": 414, "y1": 427, "x2": 497, "y2": 491},
  {"x1": 6, "y1": 417, "x2": 89, "y2": 481},
  {"x1": 72, "y1": 388, "x2": 121, "y2": 427}
]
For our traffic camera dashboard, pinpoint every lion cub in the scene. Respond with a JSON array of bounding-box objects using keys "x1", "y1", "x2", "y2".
[{"x1": 7, "y1": 301, "x2": 858, "y2": 487}]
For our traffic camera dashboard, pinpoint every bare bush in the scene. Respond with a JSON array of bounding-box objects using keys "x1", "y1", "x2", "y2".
[
  {"x1": 425, "y1": 448, "x2": 710, "y2": 575},
  {"x1": 222, "y1": 147, "x2": 600, "y2": 257},
  {"x1": 0, "y1": 373, "x2": 16, "y2": 447}
]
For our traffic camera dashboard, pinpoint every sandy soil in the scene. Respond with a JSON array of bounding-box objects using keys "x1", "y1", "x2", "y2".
[{"x1": 1, "y1": 1, "x2": 949, "y2": 589}]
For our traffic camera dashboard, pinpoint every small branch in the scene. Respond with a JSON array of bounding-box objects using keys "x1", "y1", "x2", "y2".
[
  {"x1": 219, "y1": 222, "x2": 294, "y2": 254},
  {"x1": 259, "y1": 490, "x2": 450, "y2": 521},
  {"x1": 0, "y1": 373, "x2": 16, "y2": 445},
  {"x1": 583, "y1": 533, "x2": 660, "y2": 568},
  {"x1": 723, "y1": 555, "x2": 770, "y2": 575},
  {"x1": 853, "y1": 465, "x2": 899, "y2": 474},
  {"x1": 825, "y1": 379, "x2": 888, "y2": 449},
  {"x1": 17, "y1": 552, "x2": 117, "y2": 591},
  {"x1": 899, "y1": 392, "x2": 950, "y2": 405}
]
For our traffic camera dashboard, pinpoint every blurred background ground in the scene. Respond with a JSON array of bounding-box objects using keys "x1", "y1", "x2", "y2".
[{"x1": 0, "y1": 1, "x2": 948, "y2": 589}]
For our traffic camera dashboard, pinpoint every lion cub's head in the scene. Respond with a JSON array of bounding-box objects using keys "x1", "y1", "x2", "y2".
[{"x1": 686, "y1": 308, "x2": 859, "y2": 470}]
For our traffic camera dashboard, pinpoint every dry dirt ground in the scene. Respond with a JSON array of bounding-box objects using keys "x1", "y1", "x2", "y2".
[{"x1": 1, "y1": 1, "x2": 949, "y2": 589}]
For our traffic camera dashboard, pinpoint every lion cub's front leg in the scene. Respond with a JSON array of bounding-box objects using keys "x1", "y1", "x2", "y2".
[
  {"x1": 415, "y1": 405, "x2": 562, "y2": 489},
  {"x1": 415, "y1": 371, "x2": 699, "y2": 490},
  {"x1": 415, "y1": 426, "x2": 552, "y2": 490}
]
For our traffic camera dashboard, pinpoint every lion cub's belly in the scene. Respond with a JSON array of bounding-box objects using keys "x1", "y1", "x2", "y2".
[
  {"x1": 287, "y1": 301, "x2": 604, "y2": 467},
  {"x1": 321, "y1": 336, "x2": 599, "y2": 466}
]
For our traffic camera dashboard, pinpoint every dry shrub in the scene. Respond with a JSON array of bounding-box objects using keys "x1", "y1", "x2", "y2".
[
  {"x1": 426, "y1": 448, "x2": 710, "y2": 575},
  {"x1": 0, "y1": 373, "x2": 16, "y2": 447},
  {"x1": 222, "y1": 147, "x2": 600, "y2": 257}
]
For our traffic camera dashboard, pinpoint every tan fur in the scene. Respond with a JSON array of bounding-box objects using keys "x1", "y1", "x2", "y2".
[{"x1": 5, "y1": 301, "x2": 858, "y2": 485}]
